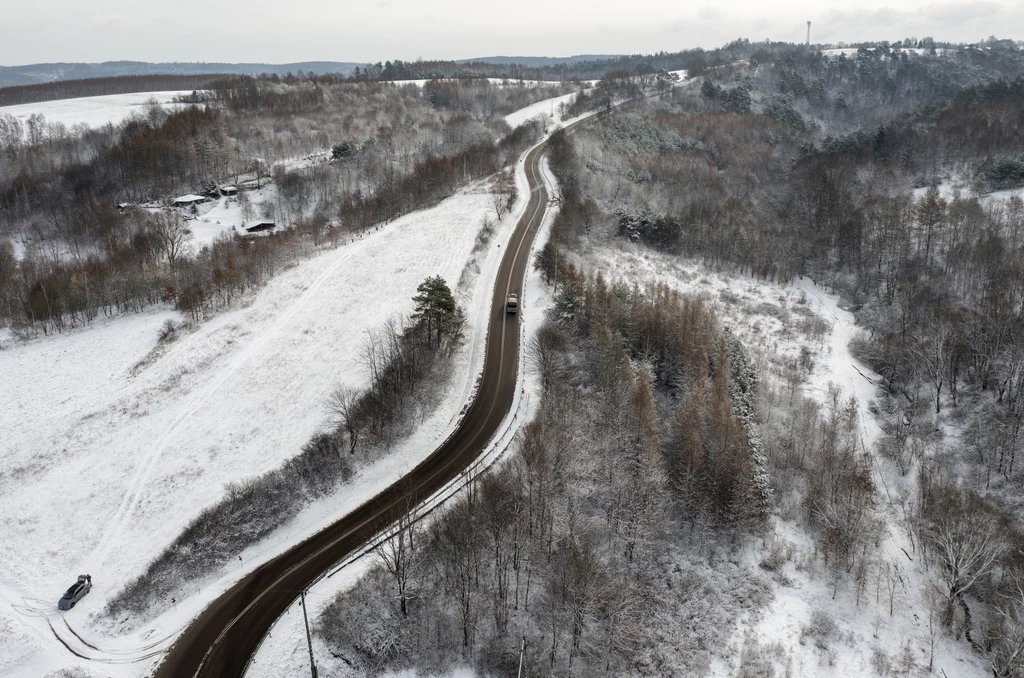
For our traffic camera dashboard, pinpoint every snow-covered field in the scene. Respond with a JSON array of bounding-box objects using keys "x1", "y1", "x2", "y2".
[
  {"x1": 0, "y1": 89, "x2": 586, "y2": 678},
  {"x1": 504, "y1": 91, "x2": 577, "y2": 129},
  {"x1": 0, "y1": 176, "x2": 522, "y2": 678},
  {"x1": 0, "y1": 91, "x2": 192, "y2": 132}
]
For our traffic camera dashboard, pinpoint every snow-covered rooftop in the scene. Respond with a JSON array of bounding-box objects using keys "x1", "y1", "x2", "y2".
[{"x1": 172, "y1": 194, "x2": 207, "y2": 203}]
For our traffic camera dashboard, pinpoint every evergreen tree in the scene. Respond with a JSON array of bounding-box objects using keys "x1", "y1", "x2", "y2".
[
  {"x1": 331, "y1": 140, "x2": 356, "y2": 160},
  {"x1": 917, "y1": 185, "x2": 946, "y2": 265},
  {"x1": 700, "y1": 79, "x2": 719, "y2": 101},
  {"x1": 721, "y1": 86, "x2": 752, "y2": 113},
  {"x1": 412, "y1": 275, "x2": 457, "y2": 347}
]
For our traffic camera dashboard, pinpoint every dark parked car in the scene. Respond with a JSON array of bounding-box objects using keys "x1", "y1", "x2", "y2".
[{"x1": 58, "y1": 575, "x2": 92, "y2": 610}]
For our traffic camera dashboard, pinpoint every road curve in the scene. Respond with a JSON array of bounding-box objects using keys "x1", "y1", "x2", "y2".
[{"x1": 153, "y1": 123, "x2": 570, "y2": 678}]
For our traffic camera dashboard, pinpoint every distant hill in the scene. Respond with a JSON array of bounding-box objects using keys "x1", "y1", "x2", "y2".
[
  {"x1": 0, "y1": 60, "x2": 365, "y2": 88},
  {"x1": 457, "y1": 55, "x2": 621, "y2": 68}
]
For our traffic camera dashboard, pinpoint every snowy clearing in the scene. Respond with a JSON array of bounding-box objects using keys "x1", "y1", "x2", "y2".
[
  {"x1": 0, "y1": 91, "x2": 193, "y2": 132},
  {"x1": 504, "y1": 91, "x2": 577, "y2": 129}
]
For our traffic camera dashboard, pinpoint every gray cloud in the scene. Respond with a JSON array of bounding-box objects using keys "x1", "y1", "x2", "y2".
[{"x1": 0, "y1": 0, "x2": 1017, "y2": 66}]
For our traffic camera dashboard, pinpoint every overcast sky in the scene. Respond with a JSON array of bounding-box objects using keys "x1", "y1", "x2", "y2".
[{"x1": 0, "y1": 0, "x2": 1015, "y2": 66}]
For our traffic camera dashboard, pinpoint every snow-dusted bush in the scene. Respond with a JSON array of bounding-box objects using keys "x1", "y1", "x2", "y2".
[
  {"x1": 801, "y1": 608, "x2": 839, "y2": 651},
  {"x1": 106, "y1": 434, "x2": 354, "y2": 624},
  {"x1": 602, "y1": 114, "x2": 684, "y2": 156}
]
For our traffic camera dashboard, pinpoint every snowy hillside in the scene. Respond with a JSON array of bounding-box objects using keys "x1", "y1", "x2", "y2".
[
  {"x1": 0, "y1": 89, "x2": 581, "y2": 678},
  {"x1": 0, "y1": 178, "x2": 513, "y2": 678},
  {"x1": 584, "y1": 243, "x2": 990, "y2": 677},
  {"x1": 0, "y1": 91, "x2": 192, "y2": 132}
]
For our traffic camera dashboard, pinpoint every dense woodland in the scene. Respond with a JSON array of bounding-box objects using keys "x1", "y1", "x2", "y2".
[{"x1": 595, "y1": 44, "x2": 1024, "y2": 674}]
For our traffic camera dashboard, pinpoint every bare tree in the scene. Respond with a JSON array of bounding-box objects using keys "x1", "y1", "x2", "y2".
[
  {"x1": 328, "y1": 387, "x2": 363, "y2": 455},
  {"x1": 912, "y1": 318, "x2": 951, "y2": 414},
  {"x1": 151, "y1": 211, "x2": 192, "y2": 265},
  {"x1": 987, "y1": 577, "x2": 1024, "y2": 678},
  {"x1": 529, "y1": 324, "x2": 568, "y2": 392},
  {"x1": 375, "y1": 498, "x2": 420, "y2": 618},
  {"x1": 923, "y1": 497, "x2": 1005, "y2": 643},
  {"x1": 492, "y1": 169, "x2": 516, "y2": 220}
]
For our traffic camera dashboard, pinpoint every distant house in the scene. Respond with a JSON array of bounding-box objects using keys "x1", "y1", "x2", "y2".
[
  {"x1": 171, "y1": 194, "x2": 208, "y2": 207},
  {"x1": 244, "y1": 221, "x2": 276, "y2": 234},
  {"x1": 219, "y1": 186, "x2": 238, "y2": 197}
]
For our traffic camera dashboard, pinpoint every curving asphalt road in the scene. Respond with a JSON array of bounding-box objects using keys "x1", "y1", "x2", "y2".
[{"x1": 152, "y1": 123, "x2": 568, "y2": 678}]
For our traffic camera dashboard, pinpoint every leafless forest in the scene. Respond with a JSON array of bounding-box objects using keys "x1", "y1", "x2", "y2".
[
  {"x1": 8, "y1": 37, "x2": 1024, "y2": 676},
  {"x1": 0, "y1": 76, "x2": 571, "y2": 334},
  {"x1": 317, "y1": 40, "x2": 1024, "y2": 677}
]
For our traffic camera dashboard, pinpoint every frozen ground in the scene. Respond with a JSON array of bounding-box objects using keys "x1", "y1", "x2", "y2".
[
  {"x1": 585, "y1": 242, "x2": 989, "y2": 677},
  {"x1": 504, "y1": 91, "x2": 577, "y2": 129},
  {"x1": 0, "y1": 91, "x2": 582, "y2": 678},
  {"x1": 0, "y1": 91, "x2": 192, "y2": 133},
  {"x1": 244, "y1": 153, "x2": 560, "y2": 678},
  {"x1": 0, "y1": 175, "x2": 521, "y2": 677}
]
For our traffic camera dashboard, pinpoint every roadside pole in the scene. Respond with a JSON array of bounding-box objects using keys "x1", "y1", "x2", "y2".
[{"x1": 300, "y1": 589, "x2": 318, "y2": 678}]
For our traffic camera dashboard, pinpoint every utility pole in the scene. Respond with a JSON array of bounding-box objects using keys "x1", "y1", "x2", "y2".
[
  {"x1": 300, "y1": 589, "x2": 318, "y2": 678},
  {"x1": 806, "y1": 21, "x2": 812, "y2": 46}
]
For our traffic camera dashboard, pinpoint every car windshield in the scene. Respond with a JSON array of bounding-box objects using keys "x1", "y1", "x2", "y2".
[{"x1": 63, "y1": 584, "x2": 80, "y2": 598}]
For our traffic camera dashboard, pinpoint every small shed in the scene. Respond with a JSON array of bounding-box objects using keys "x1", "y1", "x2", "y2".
[
  {"x1": 171, "y1": 194, "x2": 208, "y2": 207},
  {"x1": 244, "y1": 221, "x2": 276, "y2": 234},
  {"x1": 219, "y1": 185, "x2": 238, "y2": 197}
]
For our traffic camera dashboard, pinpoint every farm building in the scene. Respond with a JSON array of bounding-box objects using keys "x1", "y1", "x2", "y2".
[
  {"x1": 244, "y1": 221, "x2": 276, "y2": 234},
  {"x1": 171, "y1": 194, "x2": 208, "y2": 207},
  {"x1": 219, "y1": 186, "x2": 238, "y2": 197}
]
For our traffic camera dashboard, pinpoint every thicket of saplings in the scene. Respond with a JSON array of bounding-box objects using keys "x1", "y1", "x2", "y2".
[
  {"x1": 105, "y1": 276, "x2": 465, "y2": 625},
  {"x1": 559, "y1": 56, "x2": 1024, "y2": 670},
  {"x1": 0, "y1": 76, "x2": 562, "y2": 334},
  {"x1": 315, "y1": 130, "x2": 753, "y2": 676},
  {"x1": 319, "y1": 275, "x2": 775, "y2": 677}
]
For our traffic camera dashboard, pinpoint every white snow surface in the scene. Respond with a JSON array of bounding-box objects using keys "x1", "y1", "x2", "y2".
[
  {"x1": 0, "y1": 91, "x2": 193, "y2": 132},
  {"x1": 243, "y1": 153, "x2": 561, "y2": 678},
  {"x1": 0, "y1": 177, "x2": 516, "y2": 677},
  {"x1": 0, "y1": 91, "x2": 585, "y2": 678},
  {"x1": 585, "y1": 243, "x2": 989, "y2": 677},
  {"x1": 504, "y1": 91, "x2": 577, "y2": 129}
]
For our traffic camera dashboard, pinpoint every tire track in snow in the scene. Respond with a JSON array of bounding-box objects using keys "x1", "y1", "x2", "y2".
[{"x1": 84, "y1": 245, "x2": 362, "y2": 570}]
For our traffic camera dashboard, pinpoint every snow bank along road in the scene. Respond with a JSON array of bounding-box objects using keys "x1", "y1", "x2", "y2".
[{"x1": 153, "y1": 121, "x2": 578, "y2": 678}]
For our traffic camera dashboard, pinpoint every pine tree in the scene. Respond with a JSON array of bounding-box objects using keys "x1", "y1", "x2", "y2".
[
  {"x1": 700, "y1": 79, "x2": 719, "y2": 101},
  {"x1": 412, "y1": 275, "x2": 457, "y2": 347},
  {"x1": 917, "y1": 185, "x2": 946, "y2": 265}
]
